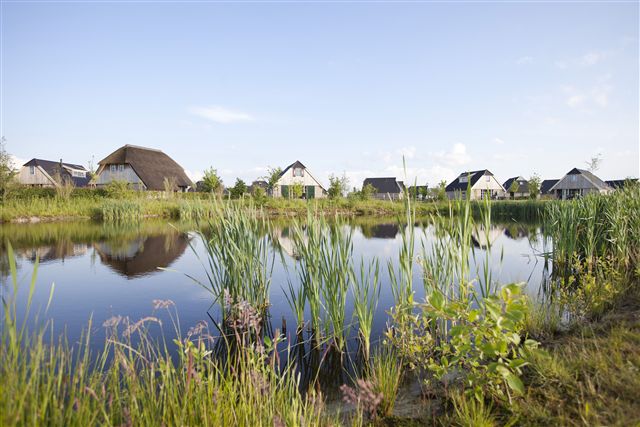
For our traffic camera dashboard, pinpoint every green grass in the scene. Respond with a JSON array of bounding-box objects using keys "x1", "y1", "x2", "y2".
[
  {"x1": 1, "y1": 185, "x2": 552, "y2": 223},
  {"x1": 0, "y1": 243, "x2": 329, "y2": 427}
]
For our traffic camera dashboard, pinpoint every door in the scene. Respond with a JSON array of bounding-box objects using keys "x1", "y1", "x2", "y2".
[
  {"x1": 306, "y1": 185, "x2": 315, "y2": 199},
  {"x1": 281, "y1": 185, "x2": 289, "y2": 198}
]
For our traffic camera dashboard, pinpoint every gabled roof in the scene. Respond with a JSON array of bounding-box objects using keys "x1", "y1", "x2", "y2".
[
  {"x1": 503, "y1": 176, "x2": 529, "y2": 193},
  {"x1": 606, "y1": 179, "x2": 638, "y2": 189},
  {"x1": 277, "y1": 160, "x2": 326, "y2": 190},
  {"x1": 279, "y1": 160, "x2": 306, "y2": 178},
  {"x1": 23, "y1": 158, "x2": 90, "y2": 187},
  {"x1": 541, "y1": 179, "x2": 559, "y2": 194},
  {"x1": 98, "y1": 145, "x2": 193, "y2": 191},
  {"x1": 445, "y1": 170, "x2": 495, "y2": 192},
  {"x1": 362, "y1": 177, "x2": 403, "y2": 194},
  {"x1": 550, "y1": 168, "x2": 611, "y2": 192}
]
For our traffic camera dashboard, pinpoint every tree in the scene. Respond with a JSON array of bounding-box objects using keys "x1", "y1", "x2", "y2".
[
  {"x1": 419, "y1": 184, "x2": 429, "y2": 201},
  {"x1": 201, "y1": 167, "x2": 223, "y2": 194},
  {"x1": 360, "y1": 183, "x2": 376, "y2": 200},
  {"x1": 263, "y1": 167, "x2": 282, "y2": 195},
  {"x1": 230, "y1": 178, "x2": 247, "y2": 199},
  {"x1": 585, "y1": 153, "x2": 603, "y2": 172},
  {"x1": 252, "y1": 186, "x2": 267, "y2": 205},
  {"x1": 528, "y1": 174, "x2": 541, "y2": 199},
  {"x1": 291, "y1": 182, "x2": 304, "y2": 199},
  {"x1": 328, "y1": 173, "x2": 350, "y2": 199},
  {"x1": 508, "y1": 180, "x2": 520, "y2": 199},
  {"x1": 0, "y1": 137, "x2": 17, "y2": 201},
  {"x1": 434, "y1": 180, "x2": 447, "y2": 201}
]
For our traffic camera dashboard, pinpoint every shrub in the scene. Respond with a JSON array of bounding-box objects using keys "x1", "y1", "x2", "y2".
[{"x1": 104, "y1": 180, "x2": 134, "y2": 199}]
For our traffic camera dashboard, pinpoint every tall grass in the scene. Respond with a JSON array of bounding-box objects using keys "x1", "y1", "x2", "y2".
[
  {"x1": 351, "y1": 258, "x2": 381, "y2": 361},
  {"x1": 0, "y1": 243, "x2": 327, "y2": 426},
  {"x1": 193, "y1": 201, "x2": 274, "y2": 311},
  {"x1": 99, "y1": 199, "x2": 143, "y2": 222}
]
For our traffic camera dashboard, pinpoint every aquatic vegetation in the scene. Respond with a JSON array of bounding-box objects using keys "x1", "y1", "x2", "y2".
[
  {"x1": 369, "y1": 345, "x2": 403, "y2": 417},
  {"x1": 194, "y1": 201, "x2": 274, "y2": 311},
  {"x1": 99, "y1": 199, "x2": 143, "y2": 222},
  {"x1": 0, "y1": 249, "x2": 326, "y2": 426},
  {"x1": 351, "y1": 258, "x2": 381, "y2": 361}
]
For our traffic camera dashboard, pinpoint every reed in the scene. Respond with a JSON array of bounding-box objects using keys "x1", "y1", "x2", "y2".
[
  {"x1": 99, "y1": 199, "x2": 143, "y2": 222},
  {"x1": 369, "y1": 345, "x2": 403, "y2": 417},
  {"x1": 177, "y1": 199, "x2": 218, "y2": 221},
  {"x1": 351, "y1": 257, "x2": 381, "y2": 361},
  {"x1": 193, "y1": 201, "x2": 274, "y2": 311},
  {"x1": 0, "y1": 245, "x2": 327, "y2": 426}
]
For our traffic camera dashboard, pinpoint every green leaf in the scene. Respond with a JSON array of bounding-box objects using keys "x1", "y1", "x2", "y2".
[{"x1": 505, "y1": 372, "x2": 525, "y2": 395}]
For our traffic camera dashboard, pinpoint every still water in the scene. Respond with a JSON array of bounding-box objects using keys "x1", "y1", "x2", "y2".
[{"x1": 1, "y1": 218, "x2": 549, "y2": 356}]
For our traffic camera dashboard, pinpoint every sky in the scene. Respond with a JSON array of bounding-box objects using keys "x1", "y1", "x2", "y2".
[{"x1": 2, "y1": 1, "x2": 639, "y2": 188}]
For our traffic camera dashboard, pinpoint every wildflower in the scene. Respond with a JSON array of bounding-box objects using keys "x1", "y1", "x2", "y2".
[
  {"x1": 103, "y1": 315, "x2": 122, "y2": 328},
  {"x1": 340, "y1": 379, "x2": 383, "y2": 419},
  {"x1": 123, "y1": 316, "x2": 161, "y2": 338},
  {"x1": 152, "y1": 299, "x2": 175, "y2": 310}
]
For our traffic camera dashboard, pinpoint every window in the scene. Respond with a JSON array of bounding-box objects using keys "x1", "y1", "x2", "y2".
[
  {"x1": 118, "y1": 164, "x2": 124, "y2": 172},
  {"x1": 110, "y1": 165, "x2": 117, "y2": 173},
  {"x1": 459, "y1": 175, "x2": 468, "y2": 183},
  {"x1": 30, "y1": 165, "x2": 35, "y2": 175},
  {"x1": 72, "y1": 170, "x2": 85, "y2": 178},
  {"x1": 571, "y1": 175, "x2": 577, "y2": 182},
  {"x1": 485, "y1": 175, "x2": 490, "y2": 182},
  {"x1": 293, "y1": 168, "x2": 304, "y2": 177}
]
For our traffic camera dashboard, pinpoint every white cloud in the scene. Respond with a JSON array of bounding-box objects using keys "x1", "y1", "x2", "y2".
[
  {"x1": 189, "y1": 106, "x2": 253, "y2": 124},
  {"x1": 184, "y1": 169, "x2": 204, "y2": 183},
  {"x1": 396, "y1": 146, "x2": 416, "y2": 160},
  {"x1": 493, "y1": 138, "x2": 505, "y2": 145},
  {"x1": 516, "y1": 56, "x2": 533, "y2": 65},
  {"x1": 580, "y1": 51, "x2": 606, "y2": 66},
  {"x1": 435, "y1": 143, "x2": 471, "y2": 167},
  {"x1": 10, "y1": 155, "x2": 26, "y2": 170},
  {"x1": 562, "y1": 83, "x2": 612, "y2": 109}
]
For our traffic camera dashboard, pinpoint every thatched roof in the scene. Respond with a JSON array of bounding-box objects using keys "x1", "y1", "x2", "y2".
[{"x1": 98, "y1": 145, "x2": 192, "y2": 190}]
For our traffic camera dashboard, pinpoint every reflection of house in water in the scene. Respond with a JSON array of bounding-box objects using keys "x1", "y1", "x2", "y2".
[
  {"x1": 94, "y1": 233, "x2": 190, "y2": 279},
  {"x1": 15, "y1": 242, "x2": 90, "y2": 263},
  {"x1": 503, "y1": 225, "x2": 531, "y2": 240},
  {"x1": 359, "y1": 223, "x2": 400, "y2": 239},
  {"x1": 274, "y1": 227, "x2": 300, "y2": 260},
  {"x1": 471, "y1": 226, "x2": 505, "y2": 249}
]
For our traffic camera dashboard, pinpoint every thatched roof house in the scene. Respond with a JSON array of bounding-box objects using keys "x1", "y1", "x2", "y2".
[{"x1": 95, "y1": 145, "x2": 193, "y2": 191}]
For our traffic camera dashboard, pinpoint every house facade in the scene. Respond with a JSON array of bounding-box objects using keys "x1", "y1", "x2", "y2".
[
  {"x1": 445, "y1": 170, "x2": 505, "y2": 200},
  {"x1": 502, "y1": 176, "x2": 530, "y2": 199},
  {"x1": 362, "y1": 177, "x2": 404, "y2": 200},
  {"x1": 540, "y1": 179, "x2": 559, "y2": 198},
  {"x1": 17, "y1": 159, "x2": 90, "y2": 188},
  {"x1": 272, "y1": 161, "x2": 327, "y2": 199},
  {"x1": 94, "y1": 145, "x2": 193, "y2": 191},
  {"x1": 549, "y1": 168, "x2": 612, "y2": 200}
]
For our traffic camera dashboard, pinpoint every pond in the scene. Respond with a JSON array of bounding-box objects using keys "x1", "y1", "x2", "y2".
[{"x1": 0, "y1": 217, "x2": 550, "y2": 392}]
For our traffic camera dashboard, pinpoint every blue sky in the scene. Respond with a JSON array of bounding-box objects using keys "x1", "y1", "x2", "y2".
[{"x1": 2, "y1": 1, "x2": 638, "y2": 188}]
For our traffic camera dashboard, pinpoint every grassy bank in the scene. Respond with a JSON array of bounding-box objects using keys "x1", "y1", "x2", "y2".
[
  {"x1": 0, "y1": 187, "x2": 548, "y2": 222},
  {"x1": 2, "y1": 187, "x2": 638, "y2": 426}
]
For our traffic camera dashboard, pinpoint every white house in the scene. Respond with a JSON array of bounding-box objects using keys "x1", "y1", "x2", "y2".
[
  {"x1": 17, "y1": 158, "x2": 90, "y2": 188},
  {"x1": 272, "y1": 160, "x2": 327, "y2": 199},
  {"x1": 445, "y1": 170, "x2": 505, "y2": 200}
]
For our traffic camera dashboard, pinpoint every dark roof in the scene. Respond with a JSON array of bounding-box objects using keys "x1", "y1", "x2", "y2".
[
  {"x1": 541, "y1": 179, "x2": 559, "y2": 194},
  {"x1": 279, "y1": 160, "x2": 306, "y2": 177},
  {"x1": 445, "y1": 170, "x2": 494, "y2": 192},
  {"x1": 362, "y1": 177, "x2": 403, "y2": 194},
  {"x1": 98, "y1": 145, "x2": 193, "y2": 191},
  {"x1": 503, "y1": 176, "x2": 529, "y2": 193},
  {"x1": 554, "y1": 168, "x2": 610, "y2": 191},
  {"x1": 23, "y1": 158, "x2": 90, "y2": 187},
  {"x1": 606, "y1": 179, "x2": 638, "y2": 189}
]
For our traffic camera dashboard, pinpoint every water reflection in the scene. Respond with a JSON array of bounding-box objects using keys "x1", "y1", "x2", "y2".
[{"x1": 95, "y1": 233, "x2": 191, "y2": 279}]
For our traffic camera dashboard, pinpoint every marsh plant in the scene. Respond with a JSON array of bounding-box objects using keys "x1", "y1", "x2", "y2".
[
  {"x1": 1, "y1": 249, "x2": 326, "y2": 426},
  {"x1": 193, "y1": 201, "x2": 274, "y2": 312}
]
